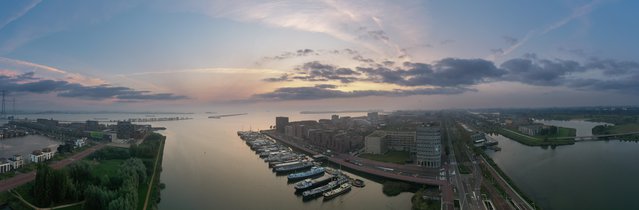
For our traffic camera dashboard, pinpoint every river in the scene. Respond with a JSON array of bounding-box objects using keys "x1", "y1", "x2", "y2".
[
  {"x1": 12, "y1": 112, "x2": 413, "y2": 210},
  {"x1": 486, "y1": 120, "x2": 639, "y2": 210}
]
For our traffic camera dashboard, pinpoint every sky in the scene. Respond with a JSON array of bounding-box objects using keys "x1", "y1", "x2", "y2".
[{"x1": 0, "y1": 0, "x2": 638, "y2": 112}]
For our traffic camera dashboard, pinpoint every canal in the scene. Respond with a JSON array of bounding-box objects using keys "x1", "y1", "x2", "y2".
[{"x1": 486, "y1": 120, "x2": 639, "y2": 210}]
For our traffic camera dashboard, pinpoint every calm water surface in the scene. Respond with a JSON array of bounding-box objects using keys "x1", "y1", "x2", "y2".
[
  {"x1": 153, "y1": 112, "x2": 413, "y2": 210},
  {"x1": 14, "y1": 112, "x2": 413, "y2": 210},
  {"x1": 533, "y1": 119, "x2": 611, "y2": 136},
  {"x1": 487, "y1": 130, "x2": 639, "y2": 209},
  {"x1": 0, "y1": 135, "x2": 59, "y2": 159}
]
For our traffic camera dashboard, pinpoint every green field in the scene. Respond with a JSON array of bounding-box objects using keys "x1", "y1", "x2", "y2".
[
  {"x1": 500, "y1": 128, "x2": 575, "y2": 146},
  {"x1": 91, "y1": 159, "x2": 125, "y2": 177},
  {"x1": 359, "y1": 150, "x2": 410, "y2": 164},
  {"x1": 536, "y1": 127, "x2": 576, "y2": 139},
  {"x1": 593, "y1": 123, "x2": 639, "y2": 141},
  {"x1": 606, "y1": 123, "x2": 639, "y2": 133}
]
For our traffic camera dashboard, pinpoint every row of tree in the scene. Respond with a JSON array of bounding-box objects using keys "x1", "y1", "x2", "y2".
[{"x1": 84, "y1": 158, "x2": 147, "y2": 210}]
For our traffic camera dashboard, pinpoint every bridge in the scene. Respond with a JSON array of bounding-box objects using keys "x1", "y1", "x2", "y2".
[{"x1": 550, "y1": 131, "x2": 639, "y2": 141}]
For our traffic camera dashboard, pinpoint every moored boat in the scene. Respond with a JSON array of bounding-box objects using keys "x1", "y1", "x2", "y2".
[
  {"x1": 274, "y1": 161, "x2": 314, "y2": 173},
  {"x1": 294, "y1": 175, "x2": 333, "y2": 192},
  {"x1": 323, "y1": 183, "x2": 352, "y2": 200},
  {"x1": 288, "y1": 167, "x2": 325, "y2": 180}
]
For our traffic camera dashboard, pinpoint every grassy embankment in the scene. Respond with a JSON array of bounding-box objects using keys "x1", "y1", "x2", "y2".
[
  {"x1": 499, "y1": 128, "x2": 575, "y2": 146},
  {"x1": 359, "y1": 150, "x2": 410, "y2": 164},
  {"x1": 2, "y1": 133, "x2": 166, "y2": 210},
  {"x1": 593, "y1": 123, "x2": 639, "y2": 141},
  {"x1": 459, "y1": 126, "x2": 538, "y2": 209}
]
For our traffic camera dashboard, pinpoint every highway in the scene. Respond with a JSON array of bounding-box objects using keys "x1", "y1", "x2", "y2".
[{"x1": 445, "y1": 121, "x2": 486, "y2": 210}]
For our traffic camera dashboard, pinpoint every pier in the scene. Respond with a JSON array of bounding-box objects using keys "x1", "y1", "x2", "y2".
[{"x1": 261, "y1": 130, "x2": 454, "y2": 208}]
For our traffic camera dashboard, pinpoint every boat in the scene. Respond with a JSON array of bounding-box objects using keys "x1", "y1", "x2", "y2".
[
  {"x1": 351, "y1": 179, "x2": 365, "y2": 188},
  {"x1": 302, "y1": 181, "x2": 338, "y2": 199},
  {"x1": 323, "y1": 183, "x2": 352, "y2": 200},
  {"x1": 294, "y1": 175, "x2": 333, "y2": 191},
  {"x1": 302, "y1": 176, "x2": 349, "y2": 199},
  {"x1": 274, "y1": 161, "x2": 314, "y2": 173},
  {"x1": 288, "y1": 167, "x2": 325, "y2": 180}
]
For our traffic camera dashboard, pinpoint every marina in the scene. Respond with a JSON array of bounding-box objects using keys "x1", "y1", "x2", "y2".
[{"x1": 238, "y1": 131, "x2": 361, "y2": 201}]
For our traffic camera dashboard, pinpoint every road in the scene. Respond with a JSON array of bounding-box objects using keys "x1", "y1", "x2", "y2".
[
  {"x1": 444, "y1": 120, "x2": 468, "y2": 210},
  {"x1": 0, "y1": 143, "x2": 105, "y2": 192},
  {"x1": 263, "y1": 131, "x2": 455, "y2": 206}
]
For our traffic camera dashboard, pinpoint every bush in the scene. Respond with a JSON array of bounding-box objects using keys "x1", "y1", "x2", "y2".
[{"x1": 382, "y1": 181, "x2": 413, "y2": 196}]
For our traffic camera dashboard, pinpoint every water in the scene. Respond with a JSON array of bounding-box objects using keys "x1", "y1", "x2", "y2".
[
  {"x1": 154, "y1": 112, "x2": 413, "y2": 210},
  {"x1": 486, "y1": 132, "x2": 639, "y2": 209},
  {"x1": 0, "y1": 135, "x2": 59, "y2": 159},
  {"x1": 15, "y1": 112, "x2": 413, "y2": 210},
  {"x1": 533, "y1": 119, "x2": 611, "y2": 136}
]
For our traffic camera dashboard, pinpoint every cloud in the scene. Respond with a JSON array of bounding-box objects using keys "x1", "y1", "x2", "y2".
[
  {"x1": 257, "y1": 48, "x2": 377, "y2": 65},
  {"x1": 259, "y1": 54, "x2": 639, "y2": 101},
  {"x1": 251, "y1": 86, "x2": 472, "y2": 101},
  {"x1": 568, "y1": 75, "x2": 639, "y2": 95},
  {"x1": 264, "y1": 61, "x2": 362, "y2": 83},
  {"x1": 584, "y1": 58, "x2": 639, "y2": 76},
  {"x1": 361, "y1": 30, "x2": 389, "y2": 41},
  {"x1": 0, "y1": 72, "x2": 187, "y2": 101},
  {"x1": 262, "y1": 74, "x2": 291, "y2": 82},
  {"x1": 260, "y1": 49, "x2": 318, "y2": 62},
  {"x1": 265, "y1": 57, "x2": 506, "y2": 88},
  {"x1": 500, "y1": 57, "x2": 583, "y2": 86},
  {"x1": 0, "y1": 56, "x2": 106, "y2": 86},
  {"x1": 314, "y1": 84, "x2": 338, "y2": 89}
]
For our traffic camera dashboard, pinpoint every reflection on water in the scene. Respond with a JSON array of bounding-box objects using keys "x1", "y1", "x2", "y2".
[
  {"x1": 155, "y1": 112, "x2": 413, "y2": 210},
  {"x1": 533, "y1": 119, "x2": 610, "y2": 136},
  {"x1": 486, "y1": 134, "x2": 639, "y2": 210},
  {"x1": 15, "y1": 112, "x2": 414, "y2": 210}
]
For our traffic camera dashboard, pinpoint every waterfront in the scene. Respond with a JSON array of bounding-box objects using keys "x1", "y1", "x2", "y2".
[
  {"x1": 9, "y1": 113, "x2": 639, "y2": 209},
  {"x1": 533, "y1": 119, "x2": 612, "y2": 136},
  {"x1": 0, "y1": 135, "x2": 59, "y2": 159},
  {"x1": 11, "y1": 112, "x2": 413, "y2": 210},
  {"x1": 486, "y1": 133, "x2": 639, "y2": 210},
  {"x1": 154, "y1": 112, "x2": 413, "y2": 210}
]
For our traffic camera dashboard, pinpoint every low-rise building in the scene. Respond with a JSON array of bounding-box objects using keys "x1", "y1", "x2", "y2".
[
  {"x1": 75, "y1": 137, "x2": 86, "y2": 148},
  {"x1": 8, "y1": 154, "x2": 24, "y2": 169},
  {"x1": 471, "y1": 132, "x2": 486, "y2": 143},
  {"x1": 0, "y1": 159, "x2": 10, "y2": 173},
  {"x1": 30, "y1": 148, "x2": 55, "y2": 163},
  {"x1": 518, "y1": 124, "x2": 544, "y2": 136}
]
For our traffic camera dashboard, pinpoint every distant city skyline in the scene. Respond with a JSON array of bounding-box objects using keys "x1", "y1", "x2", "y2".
[{"x1": 1, "y1": 0, "x2": 638, "y2": 111}]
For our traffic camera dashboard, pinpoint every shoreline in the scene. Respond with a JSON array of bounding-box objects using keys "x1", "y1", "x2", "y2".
[{"x1": 261, "y1": 130, "x2": 455, "y2": 207}]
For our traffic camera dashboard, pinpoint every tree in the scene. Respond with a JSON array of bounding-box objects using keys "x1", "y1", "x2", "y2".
[{"x1": 33, "y1": 164, "x2": 53, "y2": 206}]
